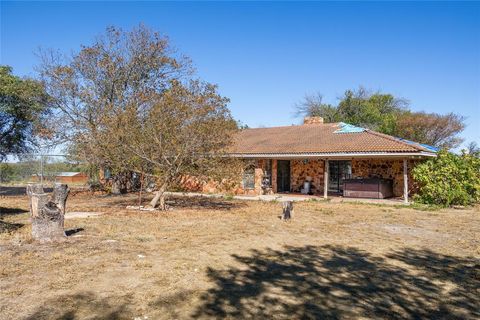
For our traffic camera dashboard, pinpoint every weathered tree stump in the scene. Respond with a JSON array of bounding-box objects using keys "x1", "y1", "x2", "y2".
[
  {"x1": 26, "y1": 183, "x2": 44, "y2": 196},
  {"x1": 52, "y1": 183, "x2": 69, "y2": 215},
  {"x1": 282, "y1": 201, "x2": 293, "y2": 220},
  {"x1": 28, "y1": 183, "x2": 70, "y2": 241}
]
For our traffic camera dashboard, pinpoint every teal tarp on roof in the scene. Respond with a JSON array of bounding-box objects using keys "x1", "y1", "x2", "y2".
[
  {"x1": 334, "y1": 122, "x2": 366, "y2": 134},
  {"x1": 397, "y1": 138, "x2": 439, "y2": 153}
]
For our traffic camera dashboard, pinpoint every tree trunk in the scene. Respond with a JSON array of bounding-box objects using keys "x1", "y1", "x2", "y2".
[
  {"x1": 282, "y1": 201, "x2": 293, "y2": 220},
  {"x1": 138, "y1": 173, "x2": 144, "y2": 207},
  {"x1": 28, "y1": 183, "x2": 68, "y2": 241},
  {"x1": 111, "y1": 172, "x2": 130, "y2": 194},
  {"x1": 150, "y1": 183, "x2": 167, "y2": 210}
]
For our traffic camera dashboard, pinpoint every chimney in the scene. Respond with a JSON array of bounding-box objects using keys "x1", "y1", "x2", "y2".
[{"x1": 303, "y1": 116, "x2": 324, "y2": 125}]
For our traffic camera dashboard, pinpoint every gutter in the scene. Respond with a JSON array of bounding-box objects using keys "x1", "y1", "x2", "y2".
[{"x1": 227, "y1": 152, "x2": 437, "y2": 159}]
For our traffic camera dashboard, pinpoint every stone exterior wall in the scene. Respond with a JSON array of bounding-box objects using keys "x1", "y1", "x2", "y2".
[
  {"x1": 179, "y1": 158, "x2": 420, "y2": 198},
  {"x1": 272, "y1": 160, "x2": 278, "y2": 193},
  {"x1": 351, "y1": 159, "x2": 419, "y2": 197},
  {"x1": 290, "y1": 159, "x2": 325, "y2": 194},
  {"x1": 179, "y1": 159, "x2": 265, "y2": 196}
]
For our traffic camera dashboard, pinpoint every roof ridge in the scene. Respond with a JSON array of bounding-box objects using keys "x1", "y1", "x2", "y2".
[{"x1": 243, "y1": 122, "x2": 339, "y2": 131}]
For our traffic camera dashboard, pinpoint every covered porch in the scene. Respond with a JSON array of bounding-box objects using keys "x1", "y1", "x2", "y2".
[{"x1": 244, "y1": 156, "x2": 418, "y2": 204}]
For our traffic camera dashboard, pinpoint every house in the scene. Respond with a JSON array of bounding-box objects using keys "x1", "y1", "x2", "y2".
[{"x1": 200, "y1": 117, "x2": 437, "y2": 203}]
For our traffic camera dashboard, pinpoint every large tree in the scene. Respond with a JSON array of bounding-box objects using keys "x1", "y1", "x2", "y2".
[
  {"x1": 0, "y1": 66, "x2": 49, "y2": 160},
  {"x1": 101, "y1": 80, "x2": 238, "y2": 209},
  {"x1": 385, "y1": 111, "x2": 465, "y2": 150},
  {"x1": 39, "y1": 25, "x2": 239, "y2": 206},
  {"x1": 296, "y1": 87, "x2": 465, "y2": 150},
  {"x1": 38, "y1": 25, "x2": 192, "y2": 191}
]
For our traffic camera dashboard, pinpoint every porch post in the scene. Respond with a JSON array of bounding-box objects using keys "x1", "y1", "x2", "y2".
[
  {"x1": 403, "y1": 159, "x2": 408, "y2": 204},
  {"x1": 324, "y1": 159, "x2": 329, "y2": 199}
]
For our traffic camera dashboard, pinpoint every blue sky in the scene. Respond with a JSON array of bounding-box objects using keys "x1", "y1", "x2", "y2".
[{"x1": 1, "y1": 1, "x2": 479, "y2": 148}]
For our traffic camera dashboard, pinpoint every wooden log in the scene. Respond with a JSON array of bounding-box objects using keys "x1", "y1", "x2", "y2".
[{"x1": 282, "y1": 201, "x2": 293, "y2": 220}]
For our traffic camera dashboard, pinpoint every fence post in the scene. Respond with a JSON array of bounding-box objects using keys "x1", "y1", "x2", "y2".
[{"x1": 40, "y1": 154, "x2": 44, "y2": 186}]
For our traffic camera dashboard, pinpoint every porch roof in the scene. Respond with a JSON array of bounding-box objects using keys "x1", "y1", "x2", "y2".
[{"x1": 230, "y1": 122, "x2": 437, "y2": 158}]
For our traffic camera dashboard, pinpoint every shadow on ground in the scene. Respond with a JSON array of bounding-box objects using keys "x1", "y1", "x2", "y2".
[
  {"x1": 193, "y1": 245, "x2": 479, "y2": 319},
  {"x1": 25, "y1": 292, "x2": 134, "y2": 320},
  {"x1": 0, "y1": 186, "x2": 53, "y2": 196},
  {"x1": 65, "y1": 227, "x2": 85, "y2": 236},
  {"x1": 93, "y1": 194, "x2": 245, "y2": 211},
  {"x1": 167, "y1": 196, "x2": 246, "y2": 211},
  {"x1": 0, "y1": 220, "x2": 24, "y2": 234},
  {"x1": 0, "y1": 207, "x2": 28, "y2": 217},
  {"x1": 0, "y1": 207, "x2": 28, "y2": 233}
]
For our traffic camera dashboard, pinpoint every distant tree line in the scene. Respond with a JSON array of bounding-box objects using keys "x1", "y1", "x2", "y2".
[{"x1": 0, "y1": 160, "x2": 84, "y2": 183}]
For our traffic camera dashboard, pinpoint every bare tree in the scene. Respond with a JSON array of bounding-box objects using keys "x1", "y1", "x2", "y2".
[
  {"x1": 37, "y1": 25, "x2": 192, "y2": 192},
  {"x1": 294, "y1": 93, "x2": 339, "y2": 123},
  {"x1": 466, "y1": 141, "x2": 479, "y2": 157},
  {"x1": 38, "y1": 25, "x2": 239, "y2": 207},
  {"x1": 102, "y1": 80, "x2": 239, "y2": 209},
  {"x1": 393, "y1": 112, "x2": 465, "y2": 150}
]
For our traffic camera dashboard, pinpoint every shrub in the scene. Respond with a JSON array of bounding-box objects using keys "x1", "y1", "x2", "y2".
[{"x1": 412, "y1": 150, "x2": 480, "y2": 206}]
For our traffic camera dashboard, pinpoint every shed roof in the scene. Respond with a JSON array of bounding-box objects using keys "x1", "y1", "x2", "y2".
[{"x1": 56, "y1": 172, "x2": 84, "y2": 177}]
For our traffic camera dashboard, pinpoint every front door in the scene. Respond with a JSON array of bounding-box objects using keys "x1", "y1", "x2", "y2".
[
  {"x1": 328, "y1": 160, "x2": 352, "y2": 193},
  {"x1": 277, "y1": 160, "x2": 291, "y2": 192}
]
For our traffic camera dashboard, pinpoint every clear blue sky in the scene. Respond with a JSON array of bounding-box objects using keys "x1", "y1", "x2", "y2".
[{"x1": 1, "y1": 1, "x2": 479, "y2": 148}]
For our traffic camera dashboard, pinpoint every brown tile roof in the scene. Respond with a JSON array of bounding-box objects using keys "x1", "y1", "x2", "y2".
[{"x1": 230, "y1": 122, "x2": 433, "y2": 155}]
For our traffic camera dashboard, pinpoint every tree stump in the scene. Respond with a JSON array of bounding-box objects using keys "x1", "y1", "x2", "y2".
[
  {"x1": 282, "y1": 201, "x2": 293, "y2": 220},
  {"x1": 52, "y1": 183, "x2": 69, "y2": 215},
  {"x1": 28, "y1": 183, "x2": 69, "y2": 241},
  {"x1": 26, "y1": 183, "x2": 44, "y2": 196}
]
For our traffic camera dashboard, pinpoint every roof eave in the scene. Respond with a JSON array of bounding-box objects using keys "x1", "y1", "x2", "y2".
[{"x1": 227, "y1": 151, "x2": 437, "y2": 159}]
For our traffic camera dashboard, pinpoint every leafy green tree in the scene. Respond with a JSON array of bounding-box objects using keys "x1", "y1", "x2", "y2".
[
  {"x1": 336, "y1": 87, "x2": 407, "y2": 130},
  {"x1": 412, "y1": 150, "x2": 480, "y2": 206},
  {"x1": 296, "y1": 87, "x2": 465, "y2": 150},
  {"x1": 0, "y1": 66, "x2": 50, "y2": 160}
]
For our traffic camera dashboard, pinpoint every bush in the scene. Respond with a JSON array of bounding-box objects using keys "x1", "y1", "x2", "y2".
[
  {"x1": 412, "y1": 150, "x2": 480, "y2": 206},
  {"x1": 0, "y1": 163, "x2": 14, "y2": 183}
]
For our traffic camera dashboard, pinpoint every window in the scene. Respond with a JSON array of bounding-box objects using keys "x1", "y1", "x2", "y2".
[{"x1": 243, "y1": 164, "x2": 255, "y2": 189}]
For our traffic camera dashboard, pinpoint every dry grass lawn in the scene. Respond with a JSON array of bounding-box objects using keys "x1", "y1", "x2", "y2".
[{"x1": 1, "y1": 190, "x2": 479, "y2": 319}]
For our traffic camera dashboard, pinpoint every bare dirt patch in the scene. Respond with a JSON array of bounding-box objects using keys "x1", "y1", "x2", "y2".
[{"x1": 0, "y1": 192, "x2": 479, "y2": 319}]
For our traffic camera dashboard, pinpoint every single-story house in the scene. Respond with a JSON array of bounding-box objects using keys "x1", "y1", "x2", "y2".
[{"x1": 200, "y1": 117, "x2": 437, "y2": 203}]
